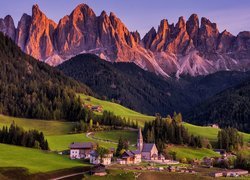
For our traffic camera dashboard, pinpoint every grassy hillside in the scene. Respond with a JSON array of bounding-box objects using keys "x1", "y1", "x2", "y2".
[
  {"x1": 186, "y1": 77, "x2": 250, "y2": 132},
  {"x1": 47, "y1": 134, "x2": 116, "y2": 151},
  {"x1": 183, "y1": 123, "x2": 250, "y2": 143},
  {"x1": 0, "y1": 114, "x2": 74, "y2": 135},
  {"x1": 94, "y1": 130, "x2": 137, "y2": 144},
  {"x1": 79, "y1": 94, "x2": 154, "y2": 126},
  {"x1": 0, "y1": 143, "x2": 87, "y2": 173},
  {"x1": 165, "y1": 146, "x2": 220, "y2": 160}
]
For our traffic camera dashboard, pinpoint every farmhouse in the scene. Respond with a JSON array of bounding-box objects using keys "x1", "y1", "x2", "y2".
[
  {"x1": 119, "y1": 150, "x2": 142, "y2": 164},
  {"x1": 91, "y1": 105, "x2": 103, "y2": 113},
  {"x1": 90, "y1": 149, "x2": 113, "y2": 165},
  {"x1": 69, "y1": 142, "x2": 95, "y2": 159},
  {"x1": 137, "y1": 128, "x2": 159, "y2": 160}
]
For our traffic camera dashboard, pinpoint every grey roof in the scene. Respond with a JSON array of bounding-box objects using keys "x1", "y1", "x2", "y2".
[
  {"x1": 131, "y1": 150, "x2": 141, "y2": 155},
  {"x1": 142, "y1": 143, "x2": 155, "y2": 152},
  {"x1": 122, "y1": 150, "x2": 134, "y2": 158},
  {"x1": 90, "y1": 150, "x2": 99, "y2": 157},
  {"x1": 70, "y1": 142, "x2": 93, "y2": 149}
]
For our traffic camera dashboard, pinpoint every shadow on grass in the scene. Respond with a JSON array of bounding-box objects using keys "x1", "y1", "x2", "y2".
[{"x1": 0, "y1": 166, "x2": 91, "y2": 180}]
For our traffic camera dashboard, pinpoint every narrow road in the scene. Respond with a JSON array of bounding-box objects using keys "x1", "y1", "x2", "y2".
[{"x1": 50, "y1": 171, "x2": 89, "y2": 180}]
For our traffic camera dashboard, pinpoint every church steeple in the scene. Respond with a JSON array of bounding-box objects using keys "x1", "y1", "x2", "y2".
[{"x1": 137, "y1": 128, "x2": 143, "y2": 152}]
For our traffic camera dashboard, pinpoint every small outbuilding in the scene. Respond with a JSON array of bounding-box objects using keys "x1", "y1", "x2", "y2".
[{"x1": 90, "y1": 164, "x2": 107, "y2": 176}]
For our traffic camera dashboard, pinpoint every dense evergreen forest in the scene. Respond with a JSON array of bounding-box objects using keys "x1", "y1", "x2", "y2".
[
  {"x1": 143, "y1": 114, "x2": 211, "y2": 152},
  {"x1": 217, "y1": 128, "x2": 243, "y2": 152},
  {"x1": 0, "y1": 122, "x2": 49, "y2": 150},
  {"x1": 186, "y1": 79, "x2": 250, "y2": 132},
  {"x1": 73, "y1": 110, "x2": 138, "y2": 132},
  {"x1": 0, "y1": 32, "x2": 92, "y2": 121}
]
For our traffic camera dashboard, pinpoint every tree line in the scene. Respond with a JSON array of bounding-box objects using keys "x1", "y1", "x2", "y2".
[
  {"x1": 143, "y1": 113, "x2": 211, "y2": 152},
  {"x1": 218, "y1": 127, "x2": 244, "y2": 152},
  {"x1": 73, "y1": 110, "x2": 138, "y2": 132},
  {"x1": 0, "y1": 122, "x2": 49, "y2": 150},
  {"x1": 0, "y1": 32, "x2": 91, "y2": 122}
]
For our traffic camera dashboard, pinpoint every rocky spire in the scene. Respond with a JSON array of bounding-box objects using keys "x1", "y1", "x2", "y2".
[
  {"x1": 186, "y1": 14, "x2": 199, "y2": 46},
  {"x1": 0, "y1": 15, "x2": 16, "y2": 41},
  {"x1": 16, "y1": 13, "x2": 32, "y2": 50},
  {"x1": 150, "y1": 19, "x2": 170, "y2": 51},
  {"x1": 25, "y1": 4, "x2": 57, "y2": 60},
  {"x1": 198, "y1": 17, "x2": 219, "y2": 52},
  {"x1": 217, "y1": 30, "x2": 235, "y2": 52},
  {"x1": 142, "y1": 27, "x2": 157, "y2": 49}
]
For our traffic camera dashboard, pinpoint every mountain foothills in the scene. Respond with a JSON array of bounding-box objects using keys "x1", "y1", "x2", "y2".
[
  {"x1": 58, "y1": 54, "x2": 250, "y2": 118},
  {"x1": 186, "y1": 78, "x2": 250, "y2": 132},
  {"x1": 1, "y1": 4, "x2": 250, "y2": 77},
  {"x1": 0, "y1": 32, "x2": 92, "y2": 121}
]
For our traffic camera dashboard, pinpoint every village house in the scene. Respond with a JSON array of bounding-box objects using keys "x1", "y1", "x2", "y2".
[
  {"x1": 90, "y1": 149, "x2": 114, "y2": 165},
  {"x1": 207, "y1": 124, "x2": 219, "y2": 128},
  {"x1": 69, "y1": 142, "x2": 95, "y2": 159},
  {"x1": 91, "y1": 105, "x2": 103, "y2": 113},
  {"x1": 137, "y1": 128, "x2": 159, "y2": 160},
  {"x1": 119, "y1": 150, "x2": 142, "y2": 164}
]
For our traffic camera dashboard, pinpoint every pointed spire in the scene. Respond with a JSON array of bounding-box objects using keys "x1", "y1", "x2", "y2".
[{"x1": 138, "y1": 128, "x2": 143, "y2": 140}]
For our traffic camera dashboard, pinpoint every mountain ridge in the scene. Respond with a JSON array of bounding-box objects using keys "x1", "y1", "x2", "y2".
[
  {"x1": 58, "y1": 53, "x2": 250, "y2": 116},
  {"x1": 1, "y1": 3, "x2": 250, "y2": 77}
]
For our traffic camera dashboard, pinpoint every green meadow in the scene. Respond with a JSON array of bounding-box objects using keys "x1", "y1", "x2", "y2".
[
  {"x1": 0, "y1": 143, "x2": 87, "y2": 173},
  {"x1": 47, "y1": 133, "x2": 116, "y2": 151},
  {"x1": 0, "y1": 114, "x2": 74, "y2": 135},
  {"x1": 94, "y1": 130, "x2": 137, "y2": 145},
  {"x1": 79, "y1": 94, "x2": 154, "y2": 126},
  {"x1": 165, "y1": 146, "x2": 220, "y2": 160},
  {"x1": 183, "y1": 122, "x2": 250, "y2": 143},
  {"x1": 1, "y1": 93, "x2": 250, "y2": 175}
]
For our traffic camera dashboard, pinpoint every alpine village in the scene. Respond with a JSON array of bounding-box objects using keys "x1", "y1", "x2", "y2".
[{"x1": 1, "y1": 1, "x2": 250, "y2": 180}]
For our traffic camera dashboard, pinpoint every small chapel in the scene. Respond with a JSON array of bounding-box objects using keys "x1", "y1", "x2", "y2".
[{"x1": 137, "y1": 128, "x2": 158, "y2": 160}]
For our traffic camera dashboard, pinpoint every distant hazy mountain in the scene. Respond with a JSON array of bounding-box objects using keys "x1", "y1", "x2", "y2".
[
  {"x1": 58, "y1": 53, "x2": 250, "y2": 116},
  {"x1": 1, "y1": 4, "x2": 250, "y2": 77}
]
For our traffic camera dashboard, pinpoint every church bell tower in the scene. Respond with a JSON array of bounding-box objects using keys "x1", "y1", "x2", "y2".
[{"x1": 137, "y1": 128, "x2": 143, "y2": 152}]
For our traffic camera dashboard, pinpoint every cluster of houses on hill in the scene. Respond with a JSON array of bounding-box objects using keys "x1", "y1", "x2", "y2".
[{"x1": 69, "y1": 128, "x2": 166, "y2": 165}]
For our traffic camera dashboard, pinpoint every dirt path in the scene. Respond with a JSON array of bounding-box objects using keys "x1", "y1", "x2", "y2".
[
  {"x1": 86, "y1": 132, "x2": 118, "y2": 144},
  {"x1": 86, "y1": 132, "x2": 136, "y2": 146}
]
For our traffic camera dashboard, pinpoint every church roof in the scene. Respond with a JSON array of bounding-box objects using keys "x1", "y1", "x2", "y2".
[
  {"x1": 142, "y1": 143, "x2": 155, "y2": 152},
  {"x1": 131, "y1": 150, "x2": 141, "y2": 155}
]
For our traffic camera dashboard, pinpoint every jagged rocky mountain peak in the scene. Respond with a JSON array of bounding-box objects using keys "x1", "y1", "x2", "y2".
[{"x1": 1, "y1": 4, "x2": 250, "y2": 78}]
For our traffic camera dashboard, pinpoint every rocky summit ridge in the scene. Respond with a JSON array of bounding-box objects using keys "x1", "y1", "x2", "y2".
[{"x1": 1, "y1": 4, "x2": 250, "y2": 77}]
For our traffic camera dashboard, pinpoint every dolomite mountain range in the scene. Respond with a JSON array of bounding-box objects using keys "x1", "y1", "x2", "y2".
[{"x1": 1, "y1": 4, "x2": 250, "y2": 77}]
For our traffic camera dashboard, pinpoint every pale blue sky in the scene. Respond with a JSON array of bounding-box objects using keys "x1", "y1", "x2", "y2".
[{"x1": 1, "y1": 0, "x2": 250, "y2": 36}]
